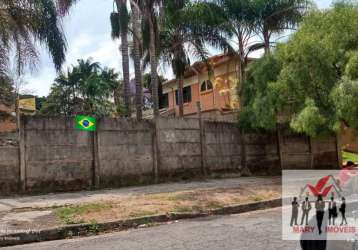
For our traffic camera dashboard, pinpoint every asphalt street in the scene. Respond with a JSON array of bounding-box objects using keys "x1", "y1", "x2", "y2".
[
  {"x1": 4, "y1": 207, "x2": 358, "y2": 250},
  {"x1": 3, "y1": 207, "x2": 301, "y2": 250}
]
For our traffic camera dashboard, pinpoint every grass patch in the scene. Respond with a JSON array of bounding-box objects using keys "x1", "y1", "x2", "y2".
[
  {"x1": 55, "y1": 202, "x2": 111, "y2": 224},
  {"x1": 250, "y1": 195, "x2": 264, "y2": 202},
  {"x1": 50, "y1": 184, "x2": 280, "y2": 226},
  {"x1": 88, "y1": 219, "x2": 100, "y2": 234},
  {"x1": 128, "y1": 210, "x2": 157, "y2": 218},
  {"x1": 171, "y1": 205, "x2": 195, "y2": 213},
  {"x1": 166, "y1": 193, "x2": 197, "y2": 201},
  {"x1": 205, "y1": 200, "x2": 224, "y2": 209},
  {"x1": 343, "y1": 151, "x2": 358, "y2": 163}
]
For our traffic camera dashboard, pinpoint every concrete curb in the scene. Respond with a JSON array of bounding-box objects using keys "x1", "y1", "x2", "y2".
[{"x1": 0, "y1": 198, "x2": 282, "y2": 247}]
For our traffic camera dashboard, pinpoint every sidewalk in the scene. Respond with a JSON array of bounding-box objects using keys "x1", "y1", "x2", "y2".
[
  {"x1": 0, "y1": 176, "x2": 281, "y2": 246},
  {"x1": 0, "y1": 176, "x2": 280, "y2": 212}
]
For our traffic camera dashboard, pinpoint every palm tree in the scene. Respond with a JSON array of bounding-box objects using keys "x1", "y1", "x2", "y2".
[
  {"x1": 134, "y1": 0, "x2": 163, "y2": 118},
  {"x1": 41, "y1": 59, "x2": 119, "y2": 116},
  {"x1": 75, "y1": 59, "x2": 101, "y2": 77},
  {"x1": 57, "y1": 0, "x2": 127, "y2": 116},
  {"x1": 0, "y1": 0, "x2": 69, "y2": 77},
  {"x1": 160, "y1": 1, "x2": 230, "y2": 117},
  {"x1": 55, "y1": 0, "x2": 79, "y2": 16},
  {"x1": 216, "y1": 0, "x2": 310, "y2": 172},
  {"x1": 111, "y1": 0, "x2": 131, "y2": 117},
  {"x1": 100, "y1": 67, "x2": 120, "y2": 100},
  {"x1": 252, "y1": 0, "x2": 311, "y2": 54},
  {"x1": 131, "y1": 1, "x2": 144, "y2": 120},
  {"x1": 211, "y1": 0, "x2": 263, "y2": 173},
  {"x1": 217, "y1": 0, "x2": 261, "y2": 92}
]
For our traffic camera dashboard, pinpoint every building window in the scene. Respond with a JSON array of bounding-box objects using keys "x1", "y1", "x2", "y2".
[
  {"x1": 200, "y1": 80, "x2": 213, "y2": 92},
  {"x1": 159, "y1": 93, "x2": 168, "y2": 109},
  {"x1": 175, "y1": 86, "x2": 192, "y2": 105}
]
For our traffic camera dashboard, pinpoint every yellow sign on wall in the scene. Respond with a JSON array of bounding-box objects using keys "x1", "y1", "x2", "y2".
[{"x1": 19, "y1": 98, "x2": 36, "y2": 111}]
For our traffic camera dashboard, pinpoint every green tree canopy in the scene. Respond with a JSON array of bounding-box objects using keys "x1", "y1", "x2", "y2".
[
  {"x1": 158, "y1": 0, "x2": 229, "y2": 116},
  {"x1": 0, "y1": 76, "x2": 15, "y2": 107},
  {"x1": 40, "y1": 59, "x2": 120, "y2": 116},
  {"x1": 241, "y1": 2, "x2": 358, "y2": 136}
]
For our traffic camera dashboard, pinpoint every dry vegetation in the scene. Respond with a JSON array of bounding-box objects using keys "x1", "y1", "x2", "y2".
[{"x1": 55, "y1": 184, "x2": 280, "y2": 225}]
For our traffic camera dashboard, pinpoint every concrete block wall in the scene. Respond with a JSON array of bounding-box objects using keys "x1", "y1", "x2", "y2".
[
  {"x1": 23, "y1": 117, "x2": 93, "y2": 192},
  {"x1": 0, "y1": 116, "x2": 341, "y2": 194},
  {"x1": 280, "y1": 132, "x2": 339, "y2": 170},
  {"x1": 280, "y1": 132, "x2": 311, "y2": 169},
  {"x1": 156, "y1": 118, "x2": 202, "y2": 176},
  {"x1": 97, "y1": 118, "x2": 155, "y2": 187},
  {"x1": 245, "y1": 133, "x2": 281, "y2": 174},
  {"x1": 203, "y1": 121, "x2": 241, "y2": 171},
  {"x1": 0, "y1": 146, "x2": 19, "y2": 193},
  {"x1": 312, "y1": 136, "x2": 339, "y2": 169}
]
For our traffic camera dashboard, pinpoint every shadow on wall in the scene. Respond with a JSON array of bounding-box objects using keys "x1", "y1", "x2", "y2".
[{"x1": 341, "y1": 126, "x2": 358, "y2": 153}]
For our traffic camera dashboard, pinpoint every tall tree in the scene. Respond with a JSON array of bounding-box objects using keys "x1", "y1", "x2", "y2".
[
  {"x1": 215, "y1": 0, "x2": 261, "y2": 171},
  {"x1": 160, "y1": 1, "x2": 229, "y2": 117},
  {"x1": 0, "y1": 0, "x2": 69, "y2": 77},
  {"x1": 58, "y1": 0, "x2": 133, "y2": 116},
  {"x1": 216, "y1": 0, "x2": 261, "y2": 104},
  {"x1": 56, "y1": 0, "x2": 79, "y2": 16},
  {"x1": 241, "y1": 2, "x2": 358, "y2": 136},
  {"x1": 0, "y1": 76, "x2": 15, "y2": 107},
  {"x1": 252, "y1": 0, "x2": 311, "y2": 54},
  {"x1": 161, "y1": 1, "x2": 190, "y2": 117},
  {"x1": 131, "y1": 1, "x2": 144, "y2": 120},
  {"x1": 135, "y1": 0, "x2": 163, "y2": 118},
  {"x1": 111, "y1": 0, "x2": 131, "y2": 117},
  {"x1": 41, "y1": 59, "x2": 119, "y2": 116}
]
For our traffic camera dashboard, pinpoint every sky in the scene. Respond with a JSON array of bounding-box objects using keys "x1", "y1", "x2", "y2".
[{"x1": 24, "y1": 0, "x2": 333, "y2": 96}]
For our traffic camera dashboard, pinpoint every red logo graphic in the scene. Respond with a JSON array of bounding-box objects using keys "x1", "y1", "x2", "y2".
[{"x1": 300, "y1": 175, "x2": 342, "y2": 198}]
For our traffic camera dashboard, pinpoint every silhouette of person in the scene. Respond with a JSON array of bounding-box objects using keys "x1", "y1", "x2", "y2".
[
  {"x1": 340, "y1": 197, "x2": 348, "y2": 225},
  {"x1": 328, "y1": 196, "x2": 338, "y2": 226},
  {"x1": 300, "y1": 239, "x2": 327, "y2": 250},
  {"x1": 315, "y1": 195, "x2": 325, "y2": 234},
  {"x1": 301, "y1": 196, "x2": 311, "y2": 225},
  {"x1": 300, "y1": 202, "x2": 328, "y2": 250},
  {"x1": 290, "y1": 196, "x2": 299, "y2": 226}
]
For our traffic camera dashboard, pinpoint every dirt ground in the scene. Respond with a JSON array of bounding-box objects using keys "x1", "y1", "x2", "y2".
[
  {"x1": 76, "y1": 186, "x2": 280, "y2": 223},
  {"x1": 0, "y1": 177, "x2": 281, "y2": 235}
]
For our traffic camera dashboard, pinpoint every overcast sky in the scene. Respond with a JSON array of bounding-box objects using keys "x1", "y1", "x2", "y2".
[{"x1": 23, "y1": 0, "x2": 333, "y2": 96}]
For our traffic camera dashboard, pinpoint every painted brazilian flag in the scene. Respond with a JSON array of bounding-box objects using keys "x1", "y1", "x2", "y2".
[{"x1": 75, "y1": 115, "x2": 96, "y2": 131}]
